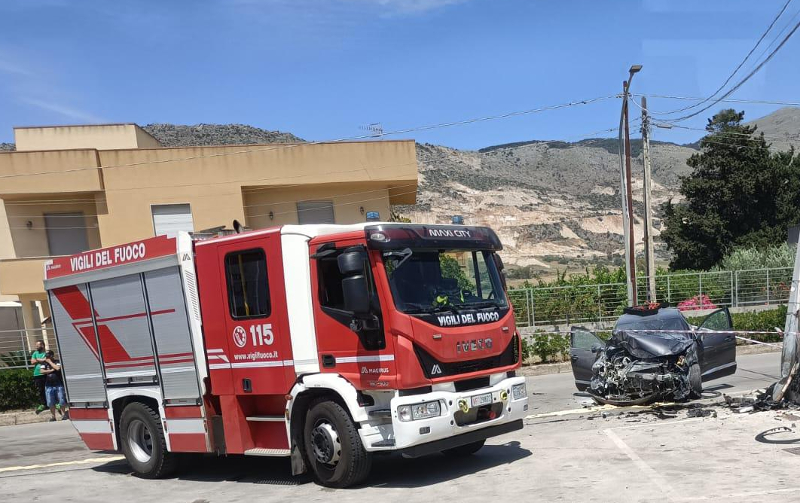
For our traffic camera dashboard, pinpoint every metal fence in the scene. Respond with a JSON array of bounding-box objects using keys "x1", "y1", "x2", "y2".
[
  {"x1": 0, "y1": 328, "x2": 58, "y2": 370},
  {"x1": 509, "y1": 267, "x2": 793, "y2": 328}
]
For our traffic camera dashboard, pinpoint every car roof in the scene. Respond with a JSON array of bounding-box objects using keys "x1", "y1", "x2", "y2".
[{"x1": 615, "y1": 307, "x2": 687, "y2": 326}]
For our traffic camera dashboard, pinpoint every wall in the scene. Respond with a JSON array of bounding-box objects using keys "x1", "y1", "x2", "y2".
[
  {"x1": 3, "y1": 198, "x2": 101, "y2": 258},
  {"x1": 15, "y1": 124, "x2": 144, "y2": 151},
  {"x1": 243, "y1": 183, "x2": 391, "y2": 227}
]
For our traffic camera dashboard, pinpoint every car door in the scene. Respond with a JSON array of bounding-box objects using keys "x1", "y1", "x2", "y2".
[
  {"x1": 696, "y1": 307, "x2": 737, "y2": 381},
  {"x1": 570, "y1": 326, "x2": 604, "y2": 391}
]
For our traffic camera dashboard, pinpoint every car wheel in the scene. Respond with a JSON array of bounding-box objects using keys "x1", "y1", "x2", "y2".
[
  {"x1": 303, "y1": 399, "x2": 372, "y2": 488},
  {"x1": 688, "y1": 363, "x2": 703, "y2": 399},
  {"x1": 119, "y1": 402, "x2": 175, "y2": 478},
  {"x1": 442, "y1": 440, "x2": 485, "y2": 457}
]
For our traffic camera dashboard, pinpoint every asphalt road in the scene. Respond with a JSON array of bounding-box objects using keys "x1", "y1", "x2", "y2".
[{"x1": 0, "y1": 351, "x2": 789, "y2": 502}]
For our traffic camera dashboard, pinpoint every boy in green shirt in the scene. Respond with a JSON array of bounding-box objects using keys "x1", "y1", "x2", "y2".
[{"x1": 30, "y1": 340, "x2": 47, "y2": 414}]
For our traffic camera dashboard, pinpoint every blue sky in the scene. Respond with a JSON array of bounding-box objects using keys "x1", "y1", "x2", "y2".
[{"x1": 0, "y1": 0, "x2": 798, "y2": 149}]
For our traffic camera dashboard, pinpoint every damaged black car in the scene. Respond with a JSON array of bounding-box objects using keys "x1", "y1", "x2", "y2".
[{"x1": 569, "y1": 306, "x2": 737, "y2": 406}]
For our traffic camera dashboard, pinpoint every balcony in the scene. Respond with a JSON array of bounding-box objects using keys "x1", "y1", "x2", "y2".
[
  {"x1": 0, "y1": 257, "x2": 50, "y2": 297},
  {"x1": 0, "y1": 149, "x2": 104, "y2": 196}
]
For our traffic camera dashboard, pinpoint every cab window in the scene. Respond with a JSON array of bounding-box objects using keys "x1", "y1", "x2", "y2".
[{"x1": 225, "y1": 249, "x2": 270, "y2": 319}]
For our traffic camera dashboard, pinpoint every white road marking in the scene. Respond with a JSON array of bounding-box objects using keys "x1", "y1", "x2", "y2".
[
  {"x1": 0, "y1": 456, "x2": 124, "y2": 473},
  {"x1": 604, "y1": 428, "x2": 673, "y2": 496}
]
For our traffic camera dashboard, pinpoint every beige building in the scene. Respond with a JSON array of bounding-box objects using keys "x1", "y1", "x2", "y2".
[{"x1": 0, "y1": 123, "x2": 418, "y2": 350}]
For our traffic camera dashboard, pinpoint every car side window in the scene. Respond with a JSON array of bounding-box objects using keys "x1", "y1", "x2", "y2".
[
  {"x1": 225, "y1": 249, "x2": 270, "y2": 319},
  {"x1": 700, "y1": 309, "x2": 731, "y2": 331},
  {"x1": 572, "y1": 328, "x2": 602, "y2": 350}
]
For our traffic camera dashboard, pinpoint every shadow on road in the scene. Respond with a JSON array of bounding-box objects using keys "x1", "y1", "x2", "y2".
[{"x1": 90, "y1": 441, "x2": 531, "y2": 488}]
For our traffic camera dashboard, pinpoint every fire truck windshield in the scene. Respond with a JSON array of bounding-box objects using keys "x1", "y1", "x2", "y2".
[{"x1": 382, "y1": 249, "x2": 508, "y2": 314}]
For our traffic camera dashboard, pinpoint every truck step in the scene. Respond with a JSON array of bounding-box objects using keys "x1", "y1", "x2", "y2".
[
  {"x1": 245, "y1": 415, "x2": 285, "y2": 422},
  {"x1": 244, "y1": 448, "x2": 291, "y2": 457}
]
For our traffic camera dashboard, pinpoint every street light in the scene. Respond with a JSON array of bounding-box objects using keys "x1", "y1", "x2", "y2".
[{"x1": 618, "y1": 64, "x2": 642, "y2": 307}]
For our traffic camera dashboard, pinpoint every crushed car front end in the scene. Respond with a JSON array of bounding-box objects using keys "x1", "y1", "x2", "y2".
[{"x1": 589, "y1": 330, "x2": 702, "y2": 406}]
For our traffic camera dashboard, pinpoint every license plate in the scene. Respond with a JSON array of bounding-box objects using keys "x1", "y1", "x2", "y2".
[{"x1": 471, "y1": 392, "x2": 493, "y2": 407}]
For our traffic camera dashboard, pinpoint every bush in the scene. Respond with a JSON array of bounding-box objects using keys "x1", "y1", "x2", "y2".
[
  {"x1": 0, "y1": 368, "x2": 38, "y2": 411},
  {"x1": 525, "y1": 333, "x2": 570, "y2": 363},
  {"x1": 718, "y1": 243, "x2": 796, "y2": 271}
]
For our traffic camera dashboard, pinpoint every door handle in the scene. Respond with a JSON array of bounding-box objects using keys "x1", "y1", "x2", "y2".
[
  {"x1": 724, "y1": 336, "x2": 734, "y2": 342},
  {"x1": 571, "y1": 356, "x2": 579, "y2": 362}
]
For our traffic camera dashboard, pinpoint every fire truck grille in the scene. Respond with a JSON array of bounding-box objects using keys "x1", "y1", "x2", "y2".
[{"x1": 414, "y1": 335, "x2": 519, "y2": 379}]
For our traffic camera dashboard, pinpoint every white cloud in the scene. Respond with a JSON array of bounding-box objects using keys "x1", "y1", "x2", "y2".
[
  {"x1": 369, "y1": 0, "x2": 470, "y2": 14},
  {"x1": 0, "y1": 59, "x2": 32, "y2": 76},
  {"x1": 20, "y1": 98, "x2": 105, "y2": 124}
]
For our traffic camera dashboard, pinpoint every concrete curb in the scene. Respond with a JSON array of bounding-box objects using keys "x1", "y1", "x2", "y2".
[{"x1": 0, "y1": 409, "x2": 57, "y2": 427}]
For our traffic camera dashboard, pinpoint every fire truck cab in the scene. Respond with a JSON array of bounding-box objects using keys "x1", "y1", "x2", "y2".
[{"x1": 44, "y1": 223, "x2": 528, "y2": 487}]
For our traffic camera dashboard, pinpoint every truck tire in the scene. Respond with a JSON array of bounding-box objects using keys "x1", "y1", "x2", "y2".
[
  {"x1": 688, "y1": 363, "x2": 703, "y2": 399},
  {"x1": 119, "y1": 402, "x2": 176, "y2": 478},
  {"x1": 442, "y1": 440, "x2": 485, "y2": 457},
  {"x1": 303, "y1": 399, "x2": 371, "y2": 488}
]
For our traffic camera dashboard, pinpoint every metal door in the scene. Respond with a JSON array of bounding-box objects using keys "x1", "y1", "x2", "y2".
[
  {"x1": 697, "y1": 308, "x2": 737, "y2": 381},
  {"x1": 569, "y1": 327, "x2": 603, "y2": 391}
]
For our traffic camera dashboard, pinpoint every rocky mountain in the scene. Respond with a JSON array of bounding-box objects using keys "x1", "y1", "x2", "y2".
[
  {"x1": 748, "y1": 107, "x2": 800, "y2": 152},
  {"x1": 142, "y1": 123, "x2": 304, "y2": 146},
  {"x1": 0, "y1": 143, "x2": 14, "y2": 151}
]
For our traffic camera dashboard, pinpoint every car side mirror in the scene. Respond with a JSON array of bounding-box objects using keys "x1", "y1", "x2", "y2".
[
  {"x1": 591, "y1": 344, "x2": 603, "y2": 354},
  {"x1": 338, "y1": 249, "x2": 365, "y2": 275}
]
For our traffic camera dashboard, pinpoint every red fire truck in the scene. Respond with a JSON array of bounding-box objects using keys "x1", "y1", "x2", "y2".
[{"x1": 44, "y1": 223, "x2": 528, "y2": 487}]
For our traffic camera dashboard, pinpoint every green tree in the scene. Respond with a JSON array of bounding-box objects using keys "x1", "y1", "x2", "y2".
[{"x1": 661, "y1": 109, "x2": 800, "y2": 270}]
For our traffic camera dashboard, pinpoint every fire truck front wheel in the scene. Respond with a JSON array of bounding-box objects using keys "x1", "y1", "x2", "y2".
[
  {"x1": 303, "y1": 399, "x2": 372, "y2": 488},
  {"x1": 119, "y1": 402, "x2": 176, "y2": 478}
]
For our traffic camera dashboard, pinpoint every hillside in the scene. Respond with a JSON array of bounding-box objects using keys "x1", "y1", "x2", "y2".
[{"x1": 142, "y1": 123, "x2": 304, "y2": 146}]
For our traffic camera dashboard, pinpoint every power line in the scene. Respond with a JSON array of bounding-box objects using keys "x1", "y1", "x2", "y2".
[
  {"x1": 631, "y1": 93, "x2": 800, "y2": 107},
  {"x1": 660, "y1": 16, "x2": 800, "y2": 124},
  {"x1": 0, "y1": 94, "x2": 615, "y2": 181},
  {"x1": 647, "y1": 0, "x2": 795, "y2": 117}
]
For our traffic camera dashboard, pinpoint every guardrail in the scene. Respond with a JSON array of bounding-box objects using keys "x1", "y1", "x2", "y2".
[
  {"x1": 509, "y1": 267, "x2": 793, "y2": 328},
  {"x1": 0, "y1": 328, "x2": 57, "y2": 370}
]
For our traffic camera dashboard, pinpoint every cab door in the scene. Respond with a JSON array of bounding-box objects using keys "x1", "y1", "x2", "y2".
[
  {"x1": 697, "y1": 307, "x2": 736, "y2": 381},
  {"x1": 217, "y1": 235, "x2": 293, "y2": 395},
  {"x1": 570, "y1": 327, "x2": 604, "y2": 391}
]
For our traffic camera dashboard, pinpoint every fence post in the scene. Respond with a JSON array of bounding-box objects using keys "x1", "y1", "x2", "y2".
[
  {"x1": 734, "y1": 270, "x2": 739, "y2": 307},
  {"x1": 729, "y1": 271, "x2": 734, "y2": 307},
  {"x1": 667, "y1": 275, "x2": 671, "y2": 303},
  {"x1": 597, "y1": 284, "x2": 603, "y2": 321},
  {"x1": 698, "y1": 272, "x2": 703, "y2": 302},
  {"x1": 528, "y1": 289, "x2": 535, "y2": 327},
  {"x1": 767, "y1": 268, "x2": 770, "y2": 305},
  {"x1": 20, "y1": 329, "x2": 31, "y2": 369}
]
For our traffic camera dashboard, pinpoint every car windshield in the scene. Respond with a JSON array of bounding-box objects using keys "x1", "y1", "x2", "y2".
[
  {"x1": 614, "y1": 311, "x2": 689, "y2": 332},
  {"x1": 382, "y1": 249, "x2": 507, "y2": 313}
]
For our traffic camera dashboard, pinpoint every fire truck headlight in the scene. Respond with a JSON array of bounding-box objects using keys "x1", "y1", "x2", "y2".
[
  {"x1": 397, "y1": 401, "x2": 441, "y2": 422},
  {"x1": 512, "y1": 383, "x2": 527, "y2": 401}
]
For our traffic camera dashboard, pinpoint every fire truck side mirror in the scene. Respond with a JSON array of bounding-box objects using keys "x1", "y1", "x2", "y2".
[
  {"x1": 342, "y1": 276, "x2": 371, "y2": 315},
  {"x1": 338, "y1": 249, "x2": 371, "y2": 315},
  {"x1": 338, "y1": 250, "x2": 365, "y2": 276}
]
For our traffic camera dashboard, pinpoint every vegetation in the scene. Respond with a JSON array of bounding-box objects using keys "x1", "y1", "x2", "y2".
[
  {"x1": 0, "y1": 368, "x2": 37, "y2": 411},
  {"x1": 717, "y1": 243, "x2": 796, "y2": 271},
  {"x1": 0, "y1": 350, "x2": 29, "y2": 368},
  {"x1": 661, "y1": 109, "x2": 800, "y2": 271}
]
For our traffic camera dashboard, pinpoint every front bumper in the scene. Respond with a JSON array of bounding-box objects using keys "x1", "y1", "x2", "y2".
[{"x1": 359, "y1": 375, "x2": 529, "y2": 453}]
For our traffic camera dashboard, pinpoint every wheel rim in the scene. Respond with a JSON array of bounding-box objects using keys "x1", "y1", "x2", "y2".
[
  {"x1": 127, "y1": 418, "x2": 153, "y2": 463},
  {"x1": 310, "y1": 421, "x2": 341, "y2": 466}
]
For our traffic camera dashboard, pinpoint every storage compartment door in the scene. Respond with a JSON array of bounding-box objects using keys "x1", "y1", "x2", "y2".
[
  {"x1": 144, "y1": 267, "x2": 201, "y2": 403},
  {"x1": 49, "y1": 285, "x2": 106, "y2": 405},
  {"x1": 89, "y1": 275, "x2": 156, "y2": 383}
]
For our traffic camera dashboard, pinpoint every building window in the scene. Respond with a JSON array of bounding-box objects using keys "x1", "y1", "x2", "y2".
[
  {"x1": 224, "y1": 249, "x2": 270, "y2": 319},
  {"x1": 152, "y1": 204, "x2": 194, "y2": 238},
  {"x1": 45, "y1": 213, "x2": 90, "y2": 256},
  {"x1": 297, "y1": 200, "x2": 335, "y2": 224}
]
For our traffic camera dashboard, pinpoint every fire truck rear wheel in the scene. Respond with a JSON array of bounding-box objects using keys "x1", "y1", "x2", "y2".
[
  {"x1": 442, "y1": 440, "x2": 485, "y2": 457},
  {"x1": 120, "y1": 402, "x2": 176, "y2": 479},
  {"x1": 303, "y1": 399, "x2": 372, "y2": 488}
]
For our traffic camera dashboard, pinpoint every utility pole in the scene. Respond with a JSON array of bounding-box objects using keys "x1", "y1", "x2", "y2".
[
  {"x1": 618, "y1": 65, "x2": 641, "y2": 307},
  {"x1": 619, "y1": 65, "x2": 642, "y2": 306},
  {"x1": 640, "y1": 97, "x2": 657, "y2": 303}
]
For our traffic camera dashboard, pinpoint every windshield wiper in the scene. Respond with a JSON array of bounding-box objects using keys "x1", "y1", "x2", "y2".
[{"x1": 383, "y1": 248, "x2": 413, "y2": 271}]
